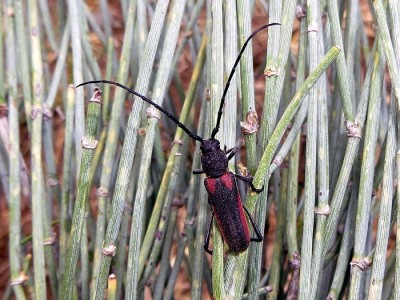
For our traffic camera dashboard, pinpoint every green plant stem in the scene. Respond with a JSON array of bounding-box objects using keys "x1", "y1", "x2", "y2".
[
  {"x1": 242, "y1": 286, "x2": 273, "y2": 299},
  {"x1": 267, "y1": 167, "x2": 286, "y2": 300},
  {"x1": 81, "y1": 30, "x2": 101, "y2": 80},
  {"x1": 61, "y1": 89, "x2": 101, "y2": 299},
  {"x1": 0, "y1": 144, "x2": 8, "y2": 200},
  {"x1": 38, "y1": 0, "x2": 58, "y2": 51},
  {"x1": 140, "y1": 151, "x2": 183, "y2": 286},
  {"x1": 80, "y1": 216, "x2": 89, "y2": 300},
  {"x1": 164, "y1": 233, "x2": 187, "y2": 299},
  {"x1": 343, "y1": 0, "x2": 358, "y2": 106},
  {"x1": 286, "y1": 6, "x2": 307, "y2": 261},
  {"x1": 327, "y1": 159, "x2": 360, "y2": 299},
  {"x1": 237, "y1": 0, "x2": 256, "y2": 173},
  {"x1": 348, "y1": 41, "x2": 383, "y2": 300},
  {"x1": 384, "y1": 2, "x2": 400, "y2": 297},
  {"x1": 298, "y1": 1, "x2": 320, "y2": 297},
  {"x1": 114, "y1": 145, "x2": 141, "y2": 299},
  {"x1": 258, "y1": 0, "x2": 282, "y2": 151},
  {"x1": 82, "y1": 1, "x2": 106, "y2": 46},
  {"x1": 68, "y1": 0, "x2": 85, "y2": 169},
  {"x1": 221, "y1": 0, "x2": 237, "y2": 157},
  {"x1": 89, "y1": 0, "x2": 137, "y2": 293},
  {"x1": 101, "y1": 37, "x2": 114, "y2": 124},
  {"x1": 59, "y1": 86, "x2": 75, "y2": 295},
  {"x1": 125, "y1": 115, "x2": 158, "y2": 299},
  {"x1": 268, "y1": 97, "x2": 308, "y2": 176},
  {"x1": 6, "y1": 2, "x2": 26, "y2": 298},
  {"x1": 29, "y1": 0, "x2": 47, "y2": 297},
  {"x1": 372, "y1": 0, "x2": 400, "y2": 111},
  {"x1": 368, "y1": 101, "x2": 396, "y2": 298},
  {"x1": 42, "y1": 121, "x2": 59, "y2": 298},
  {"x1": 99, "y1": 0, "x2": 112, "y2": 38},
  {"x1": 14, "y1": 0, "x2": 32, "y2": 131},
  {"x1": 167, "y1": 0, "x2": 205, "y2": 89},
  {"x1": 309, "y1": 6, "x2": 330, "y2": 298},
  {"x1": 45, "y1": 21, "x2": 70, "y2": 108},
  {"x1": 152, "y1": 205, "x2": 177, "y2": 300},
  {"x1": 189, "y1": 91, "x2": 208, "y2": 300}
]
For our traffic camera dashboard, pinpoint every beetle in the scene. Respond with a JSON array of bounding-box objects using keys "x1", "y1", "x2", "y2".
[{"x1": 77, "y1": 23, "x2": 280, "y2": 254}]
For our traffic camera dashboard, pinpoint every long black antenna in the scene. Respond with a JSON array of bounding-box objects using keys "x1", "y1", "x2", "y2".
[
  {"x1": 210, "y1": 22, "x2": 280, "y2": 139},
  {"x1": 76, "y1": 80, "x2": 204, "y2": 142}
]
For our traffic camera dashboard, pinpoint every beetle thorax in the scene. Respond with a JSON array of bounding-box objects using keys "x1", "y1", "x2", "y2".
[{"x1": 200, "y1": 139, "x2": 228, "y2": 177}]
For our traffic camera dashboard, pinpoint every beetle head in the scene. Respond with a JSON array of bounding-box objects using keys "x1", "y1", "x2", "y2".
[
  {"x1": 200, "y1": 139, "x2": 228, "y2": 177},
  {"x1": 200, "y1": 138, "x2": 221, "y2": 153}
]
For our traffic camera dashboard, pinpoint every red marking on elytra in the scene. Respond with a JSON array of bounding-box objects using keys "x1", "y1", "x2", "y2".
[
  {"x1": 237, "y1": 194, "x2": 250, "y2": 240},
  {"x1": 220, "y1": 173, "x2": 233, "y2": 189},
  {"x1": 205, "y1": 178, "x2": 216, "y2": 194}
]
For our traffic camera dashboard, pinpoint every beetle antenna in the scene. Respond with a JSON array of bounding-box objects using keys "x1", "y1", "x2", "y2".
[
  {"x1": 210, "y1": 22, "x2": 281, "y2": 139},
  {"x1": 76, "y1": 80, "x2": 204, "y2": 142}
]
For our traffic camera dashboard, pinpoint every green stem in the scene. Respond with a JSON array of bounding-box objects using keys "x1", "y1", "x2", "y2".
[
  {"x1": 61, "y1": 89, "x2": 101, "y2": 299},
  {"x1": 152, "y1": 205, "x2": 178, "y2": 299},
  {"x1": 59, "y1": 86, "x2": 75, "y2": 296},
  {"x1": 309, "y1": 3, "x2": 330, "y2": 297},
  {"x1": 163, "y1": 233, "x2": 187, "y2": 299},
  {"x1": 140, "y1": 150, "x2": 183, "y2": 286},
  {"x1": 89, "y1": 0, "x2": 138, "y2": 294},
  {"x1": 327, "y1": 161, "x2": 360, "y2": 299},
  {"x1": 348, "y1": 41, "x2": 383, "y2": 300},
  {"x1": 368, "y1": 101, "x2": 396, "y2": 299},
  {"x1": 45, "y1": 21, "x2": 70, "y2": 108},
  {"x1": 372, "y1": 0, "x2": 400, "y2": 111},
  {"x1": 237, "y1": 0, "x2": 256, "y2": 174},
  {"x1": 38, "y1": 0, "x2": 58, "y2": 51},
  {"x1": 14, "y1": 0, "x2": 32, "y2": 131},
  {"x1": 298, "y1": 1, "x2": 320, "y2": 296},
  {"x1": 286, "y1": 5, "x2": 307, "y2": 261},
  {"x1": 68, "y1": 0, "x2": 85, "y2": 168},
  {"x1": 29, "y1": 0, "x2": 47, "y2": 297},
  {"x1": 189, "y1": 90, "x2": 208, "y2": 300},
  {"x1": 6, "y1": 1, "x2": 26, "y2": 297},
  {"x1": 258, "y1": 1, "x2": 282, "y2": 151}
]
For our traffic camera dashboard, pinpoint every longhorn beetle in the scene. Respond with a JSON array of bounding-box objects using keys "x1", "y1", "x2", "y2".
[{"x1": 77, "y1": 23, "x2": 280, "y2": 254}]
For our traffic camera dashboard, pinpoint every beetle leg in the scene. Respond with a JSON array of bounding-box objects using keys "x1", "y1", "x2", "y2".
[
  {"x1": 204, "y1": 212, "x2": 214, "y2": 255},
  {"x1": 193, "y1": 169, "x2": 205, "y2": 174},
  {"x1": 234, "y1": 173, "x2": 264, "y2": 193},
  {"x1": 242, "y1": 205, "x2": 263, "y2": 242},
  {"x1": 225, "y1": 146, "x2": 239, "y2": 161}
]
